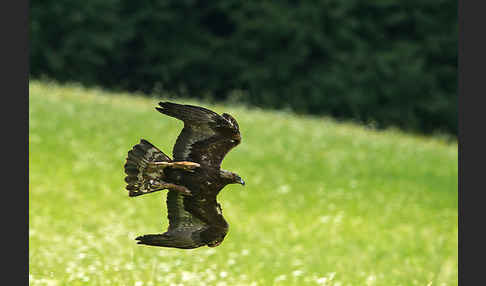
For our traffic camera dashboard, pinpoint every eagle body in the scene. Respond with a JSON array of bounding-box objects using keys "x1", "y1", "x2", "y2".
[{"x1": 124, "y1": 102, "x2": 244, "y2": 249}]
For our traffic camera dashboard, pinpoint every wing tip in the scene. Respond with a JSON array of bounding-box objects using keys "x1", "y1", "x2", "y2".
[
  {"x1": 158, "y1": 101, "x2": 180, "y2": 108},
  {"x1": 156, "y1": 102, "x2": 183, "y2": 115}
]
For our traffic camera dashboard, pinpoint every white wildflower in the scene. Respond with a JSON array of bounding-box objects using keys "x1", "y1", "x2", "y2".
[
  {"x1": 366, "y1": 274, "x2": 376, "y2": 285},
  {"x1": 292, "y1": 270, "x2": 304, "y2": 277},
  {"x1": 319, "y1": 216, "x2": 330, "y2": 223},
  {"x1": 316, "y1": 277, "x2": 327, "y2": 285},
  {"x1": 278, "y1": 185, "x2": 290, "y2": 194},
  {"x1": 274, "y1": 274, "x2": 287, "y2": 282}
]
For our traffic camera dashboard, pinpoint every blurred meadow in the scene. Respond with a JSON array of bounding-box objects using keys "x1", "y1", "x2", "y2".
[{"x1": 29, "y1": 81, "x2": 457, "y2": 285}]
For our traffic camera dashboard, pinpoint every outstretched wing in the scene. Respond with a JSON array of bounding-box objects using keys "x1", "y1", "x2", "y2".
[
  {"x1": 165, "y1": 190, "x2": 205, "y2": 232},
  {"x1": 136, "y1": 191, "x2": 209, "y2": 249},
  {"x1": 156, "y1": 102, "x2": 241, "y2": 169}
]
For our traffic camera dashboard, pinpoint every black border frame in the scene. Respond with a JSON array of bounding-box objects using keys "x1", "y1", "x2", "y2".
[
  {"x1": 458, "y1": 1, "x2": 484, "y2": 285},
  {"x1": 2, "y1": 0, "x2": 29, "y2": 283}
]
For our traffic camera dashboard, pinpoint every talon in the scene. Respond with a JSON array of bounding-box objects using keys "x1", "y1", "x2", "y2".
[
  {"x1": 183, "y1": 162, "x2": 200, "y2": 168},
  {"x1": 182, "y1": 190, "x2": 193, "y2": 196}
]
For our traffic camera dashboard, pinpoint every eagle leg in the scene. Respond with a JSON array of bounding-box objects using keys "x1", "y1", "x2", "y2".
[
  {"x1": 150, "y1": 161, "x2": 200, "y2": 172},
  {"x1": 129, "y1": 180, "x2": 192, "y2": 197},
  {"x1": 149, "y1": 180, "x2": 193, "y2": 196}
]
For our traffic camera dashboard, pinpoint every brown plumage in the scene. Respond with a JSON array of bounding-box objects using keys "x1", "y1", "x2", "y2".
[{"x1": 124, "y1": 102, "x2": 245, "y2": 249}]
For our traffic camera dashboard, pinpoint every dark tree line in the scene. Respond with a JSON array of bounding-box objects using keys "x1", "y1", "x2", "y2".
[{"x1": 31, "y1": 0, "x2": 457, "y2": 135}]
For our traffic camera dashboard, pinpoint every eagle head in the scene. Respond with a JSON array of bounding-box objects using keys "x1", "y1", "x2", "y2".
[
  {"x1": 234, "y1": 174, "x2": 245, "y2": 186},
  {"x1": 219, "y1": 170, "x2": 245, "y2": 186}
]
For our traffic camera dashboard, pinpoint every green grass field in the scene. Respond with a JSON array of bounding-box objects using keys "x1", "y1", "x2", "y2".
[{"x1": 29, "y1": 81, "x2": 457, "y2": 286}]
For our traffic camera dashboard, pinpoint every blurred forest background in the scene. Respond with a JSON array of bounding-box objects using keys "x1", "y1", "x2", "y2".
[{"x1": 30, "y1": 0, "x2": 457, "y2": 135}]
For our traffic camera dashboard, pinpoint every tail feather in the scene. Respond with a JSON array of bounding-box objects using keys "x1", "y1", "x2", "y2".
[{"x1": 124, "y1": 139, "x2": 171, "y2": 197}]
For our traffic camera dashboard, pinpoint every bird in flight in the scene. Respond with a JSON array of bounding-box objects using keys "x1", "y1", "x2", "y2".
[{"x1": 124, "y1": 102, "x2": 245, "y2": 249}]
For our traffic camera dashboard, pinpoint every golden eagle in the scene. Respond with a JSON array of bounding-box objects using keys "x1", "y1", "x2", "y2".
[{"x1": 124, "y1": 102, "x2": 244, "y2": 249}]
